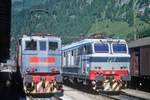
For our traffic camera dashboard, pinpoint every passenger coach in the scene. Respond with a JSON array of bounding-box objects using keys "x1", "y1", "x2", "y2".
[{"x1": 62, "y1": 38, "x2": 131, "y2": 91}]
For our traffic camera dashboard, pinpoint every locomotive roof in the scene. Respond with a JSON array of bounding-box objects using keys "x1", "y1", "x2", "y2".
[
  {"x1": 62, "y1": 38, "x2": 126, "y2": 50},
  {"x1": 128, "y1": 37, "x2": 150, "y2": 48},
  {"x1": 21, "y1": 35, "x2": 61, "y2": 41}
]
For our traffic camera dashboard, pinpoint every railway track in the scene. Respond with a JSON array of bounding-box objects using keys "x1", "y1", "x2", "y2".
[
  {"x1": 98, "y1": 90, "x2": 146, "y2": 100},
  {"x1": 25, "y1": 94, "x2": 62, "y2": 100},
  {"x1": 63, "y1": 85, "x2": 114, "y2": 100},
  {"x1": 64, "y1": 82, "x2": 146, "y2": 100},
  {"x1": 110, "y1": 92, "x2": 146, "y2": 100},
  {"x1": 64, "y1": 82, "x2": 115, "y2": 100}
]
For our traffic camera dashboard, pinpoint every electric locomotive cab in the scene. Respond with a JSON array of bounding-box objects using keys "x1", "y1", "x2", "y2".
[
  {"x1": 18, "y1": 34, "x2": 63, "y2": 94},
  {"x1": 89, "y1": 39, "x2": 131, "y2": 91}
]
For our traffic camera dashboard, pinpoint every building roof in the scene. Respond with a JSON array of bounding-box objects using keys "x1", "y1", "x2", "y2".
[{"x1": 128, "y1": 37, "x2": 150, "y2": 48}]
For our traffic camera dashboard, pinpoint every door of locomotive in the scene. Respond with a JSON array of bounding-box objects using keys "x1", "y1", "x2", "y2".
[{"x1": 81, "y1": 44, "x2": 92, "y2": 74}]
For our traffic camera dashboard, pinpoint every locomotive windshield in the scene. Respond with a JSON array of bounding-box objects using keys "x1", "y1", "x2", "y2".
[
  {"x1": 94, "y1": 43, "x2": 109, "y2": 53},
  {"x1": 112, "y1": 44, "x2": 127, "y2": 53},
  {"x1": 40, "y1": 41, "x2": 46, "y2": 51},
  {"x1": 49, "y1": 41, "x2": 58, "y2": 50},
  {"x1": 25, "y1": 40, "x2": 37, "y2": 50}
]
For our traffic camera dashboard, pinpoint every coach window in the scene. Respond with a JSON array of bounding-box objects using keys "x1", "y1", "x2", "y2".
[
  {"x1": 75, "y1": 49, "x2": 79, "y2": 66},
  {"x1": 63, "y1": 52, "x2": 66, "y2": 57},
  {"x1": 71, "y1": 50, "x2": 74, "y2": 66},
  {"x1": 25, "y1": 40, "x2": 37, "y2": 50},
  {"x1": 71, "y1": 50, "x2": 74, "y2": 56},
  {"x1": 78, "y1": 47, "x2": 83, "y2": 55},
  {"x1": 63, "y1": 52, "x2": 66, "y2": 66},
  {"x1": 40, "y1": 41, "x2": 46, "y2": 51},
  {"x1": 49, "y1": 42, "x2": 58, "y2": 50}
]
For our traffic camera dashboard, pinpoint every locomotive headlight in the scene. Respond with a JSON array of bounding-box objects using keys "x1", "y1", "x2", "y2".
[
  {"x1": 95, "y1": 66, "x2": 101, "y2": 70},
  {"x1": 98, "y1": 66, "x2": 101, "y2": 69},
  {"x1": 124, "y1": 66, "x2": 127, "y2": 69},
  {"x1": 120, "y1": 66, "x2": 127, "y2": 69},
  {"x1": 95, "y1": 67, "x2": 98, "y2": 69},
  {"x1": 91, "y1": 81, "x2": 96, "y2": 85}
]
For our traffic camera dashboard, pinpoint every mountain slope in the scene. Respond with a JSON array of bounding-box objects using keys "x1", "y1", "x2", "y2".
[{"x1": 11, "y1": 0, "x2": 150, "y2": 44}]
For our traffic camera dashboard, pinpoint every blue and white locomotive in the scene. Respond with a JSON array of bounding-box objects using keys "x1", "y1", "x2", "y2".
[
  {"x1": 62, "y1": 38, "x2": 131, "y2": 91},
  {"x1": 17, "y1": 33, "x2": 63, "y2": 94}
]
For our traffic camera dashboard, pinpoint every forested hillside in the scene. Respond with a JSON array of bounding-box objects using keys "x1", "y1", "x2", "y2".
[{"x1": 11, "y1": 0, "x2": 150, "y2": 44}]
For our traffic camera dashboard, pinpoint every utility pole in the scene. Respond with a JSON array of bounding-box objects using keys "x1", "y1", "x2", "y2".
[{"x1": 133, "y1": 0, "x2": 138, "y2": 40}]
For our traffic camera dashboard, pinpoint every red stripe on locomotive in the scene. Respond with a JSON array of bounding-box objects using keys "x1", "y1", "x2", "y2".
[
  {"x1": 47, "y1": 57, "x2": 56, "y2": 64},
  {"x1": 30, "y1": 57, "x2": 56, "y2": 64},
  {"x1": 89, "y1": 70, "x2": 129, "y2": 80},
  {"x1": 30, "y1": 57, "x2": 40, "y2": 64}
]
